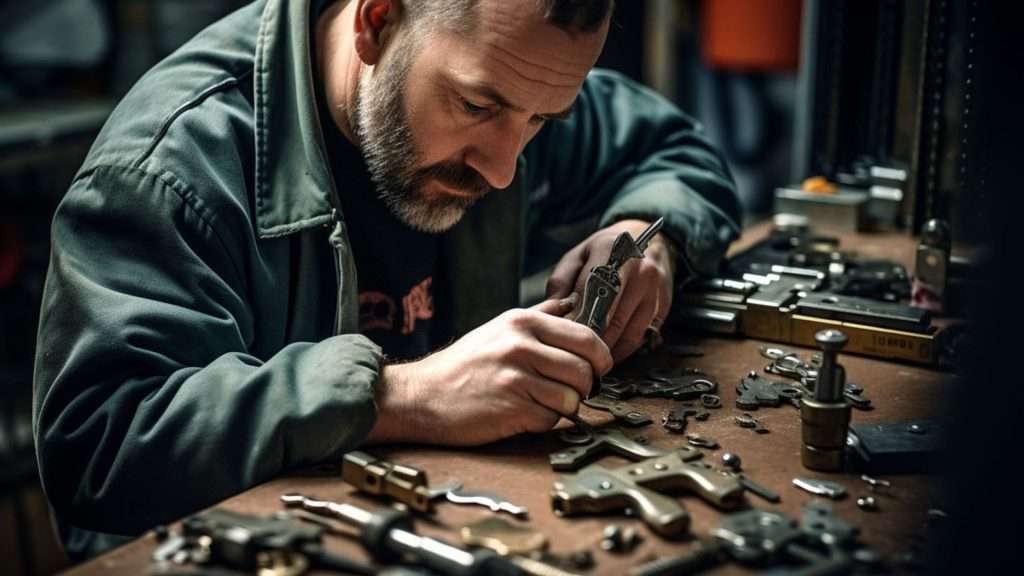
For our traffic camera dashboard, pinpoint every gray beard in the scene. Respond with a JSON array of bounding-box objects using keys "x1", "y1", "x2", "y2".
[{"x1": 351, "y1": 41, "x2": 490, "y2": 233}]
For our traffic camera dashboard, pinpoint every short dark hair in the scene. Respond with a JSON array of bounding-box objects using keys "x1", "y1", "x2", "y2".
[{"x1": 407, "y1": 0, "x2": 613, "y2": 37}]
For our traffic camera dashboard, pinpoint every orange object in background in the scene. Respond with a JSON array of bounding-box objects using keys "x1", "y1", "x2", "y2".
[
  {"x1": 701, "y1": 0, "x2": 802, "y2": 72},
  {"x1": 801, "y1": 176, "x2": 838, "y2": 194}
]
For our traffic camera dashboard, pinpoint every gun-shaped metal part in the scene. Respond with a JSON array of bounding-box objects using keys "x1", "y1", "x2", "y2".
[
  {"x1": 341, "y1": 451, "x2": 433, "y2": 512},
  {"x1": 550, "y1": 428, "x2": 674, "y2": 471},
  {"x1": 551, "y1": 451, "x2": 745, "y2": 537}
]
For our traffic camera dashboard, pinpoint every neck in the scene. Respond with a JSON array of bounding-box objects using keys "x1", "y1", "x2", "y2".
[{"x1": 316, "y1": 0, "x2": 361, "y2": 145}]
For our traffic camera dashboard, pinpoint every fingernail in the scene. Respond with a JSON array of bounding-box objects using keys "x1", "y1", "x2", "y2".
[
  {"x1": 559, "y1": 293, "x2": 580, "y2": 312},
  {"x1": 563, "y1": 389, "x2": 580, "y2": 414}
]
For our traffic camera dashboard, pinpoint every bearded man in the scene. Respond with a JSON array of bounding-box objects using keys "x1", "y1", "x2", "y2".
[{"x1": 33, "y1": 0, "x2": 740, "y2": 559}]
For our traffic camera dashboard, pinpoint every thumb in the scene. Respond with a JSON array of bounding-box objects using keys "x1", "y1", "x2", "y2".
[{"x1": 531, "y1": 293, "x2": 580, "y2": 317}]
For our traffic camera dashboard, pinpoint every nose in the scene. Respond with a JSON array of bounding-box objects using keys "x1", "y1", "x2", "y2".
[{"x1": 463, "y1": 121, "x2": 528, "y2": 190}]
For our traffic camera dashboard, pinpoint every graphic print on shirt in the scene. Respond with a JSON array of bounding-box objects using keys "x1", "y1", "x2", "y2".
[{"x1": 357, "y1": 276, "x2": 434, "y2": 336}]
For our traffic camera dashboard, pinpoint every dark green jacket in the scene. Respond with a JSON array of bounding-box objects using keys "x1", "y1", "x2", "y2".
[{"x1": 33, "y1": 0, "x2": 739, "y2": 559}]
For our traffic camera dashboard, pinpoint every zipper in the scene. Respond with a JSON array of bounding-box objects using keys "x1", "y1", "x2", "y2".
[{"x1": 327, "y1": 209, "x2": 345, "y2": 335}]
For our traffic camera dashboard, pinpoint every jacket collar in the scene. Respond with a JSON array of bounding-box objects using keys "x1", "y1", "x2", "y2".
[{"x1": 253, "y1": 0, "x2": 336, "y2": 238}]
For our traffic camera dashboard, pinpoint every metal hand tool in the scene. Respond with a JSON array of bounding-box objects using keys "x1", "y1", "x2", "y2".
[
  {"x1": 445, "y1": 488, "x2": 529, "y2": 518},
  {"x1": 280, "y1": 494, "x2": 521, "y2": 576},
  {"x1": 574, "y1": 217, "x2": 664, "y2": 398}
]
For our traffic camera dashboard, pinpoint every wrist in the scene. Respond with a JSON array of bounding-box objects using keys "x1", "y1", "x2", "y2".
[{"x1": 366, "y1": 362, "x2": 417, "y2": 444}]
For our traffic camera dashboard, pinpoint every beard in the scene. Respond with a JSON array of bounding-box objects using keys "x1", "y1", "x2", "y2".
[{"x1": 351, "y1": 38, "x2": 491, "y2": 233}]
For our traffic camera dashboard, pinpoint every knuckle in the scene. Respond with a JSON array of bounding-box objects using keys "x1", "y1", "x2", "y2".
[
  {"x1": 503, "y1": 308, "x2": 536, "y2": 330},
  {"x1": 493, "y1": 367, "x2": 523, "y2": 390}
]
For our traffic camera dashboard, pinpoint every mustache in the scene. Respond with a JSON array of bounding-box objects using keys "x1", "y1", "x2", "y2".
[{"x1": 411, "y1": 161, "x2": 490, "y2": 196}]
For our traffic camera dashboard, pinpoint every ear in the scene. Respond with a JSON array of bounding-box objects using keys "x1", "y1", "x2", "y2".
[{"x1": 354, "y1": 0, "x2": 400, "y2": 65}]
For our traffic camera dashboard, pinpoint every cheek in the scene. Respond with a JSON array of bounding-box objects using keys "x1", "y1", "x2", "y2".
[{"x1": 403, "y1": 87, "x2": 464, "y2": 166}]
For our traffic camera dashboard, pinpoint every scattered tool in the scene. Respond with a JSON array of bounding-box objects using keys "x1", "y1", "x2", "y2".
[
  {"x1": 582, "y1": 395, "x2": 652, "y2": 427},
  {"x1": 602, "y1": 370, "x2": 718, "y2": 401},
  {"x1": 445, "y1": 488, "x2": 529, "y2": 518},
  {"x1": 551, "y1": 427, "x2": 669, "y2": 471},
  {"x1": 341, "y1": 451, "x2": 435, "y2": 512},
  {"x1": 792, "y1": 477, "x2": 848, "y2": 499},
  {"x1": 629, "y1": 500, "x2": 874, "y2": 575},
  {"x1": 736, "y1": 371, "x2": 802, "y2": 410},
  {"x1": 574, "y1": 217, "x2": 664, "y2": 397},
  {"x1": 157, "y1": 508, "x2": 377, "y2": 575},
  {"x1": 800, "y1": 329, "x2": 853, "y2": 471},
  {"x1": 734, "y1": 413, "x2": 769, "y2": 434},
  {"x1": 460, "y1": 517, "x2": 547, "y2": 556},
  {"x1": 685, "y1": 433, "x2": 719, "y2": 450},
  {"x1": 551, "y1": 450, "x2": 745, "y2": 537},
  {"x1": 661, "y1": 403, "x2": 708, "y2": 434},
  {"x1": 280, "y1": 493, "x2": 521, "y2": 576}
]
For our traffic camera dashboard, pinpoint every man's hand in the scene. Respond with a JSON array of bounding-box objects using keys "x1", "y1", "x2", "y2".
[
  {"x1": 545, "y1": 219, "x2": 676, "y2": 363},
  {"x1": 366, "y1": 297, "x2": 613, "y2": 446}
]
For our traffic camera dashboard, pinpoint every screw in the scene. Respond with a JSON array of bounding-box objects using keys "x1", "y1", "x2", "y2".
[
  {"x1": 856, "y1": 496, "x2": 879, "y2": 511},
  {"x1": 722, "y1": 452, "x2": 742, "y2": 472}
]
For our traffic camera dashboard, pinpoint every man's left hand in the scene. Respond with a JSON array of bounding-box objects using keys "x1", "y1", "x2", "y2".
[{"x1": 545, "y1": 219, "x2": 676, "y2": 363}]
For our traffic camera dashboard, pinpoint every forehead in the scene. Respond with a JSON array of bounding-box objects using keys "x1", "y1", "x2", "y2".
[{"x1": 422, "y1": 1, "x2": 608, "y2": 112}]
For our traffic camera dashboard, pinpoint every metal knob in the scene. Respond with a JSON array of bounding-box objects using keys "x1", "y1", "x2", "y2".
[{"x1": 814, "y1": 330, "x2": 847, "y2": 402}]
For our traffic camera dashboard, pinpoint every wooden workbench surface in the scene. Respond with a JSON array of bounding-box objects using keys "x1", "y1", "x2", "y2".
[{"x1": 64, "y1": 225, "x2": 948, "y2": 575}]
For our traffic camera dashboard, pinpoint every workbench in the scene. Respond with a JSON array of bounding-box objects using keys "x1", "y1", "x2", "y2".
[{"x1": 62, "y1": 225, "x2": 950, "y2": 575}]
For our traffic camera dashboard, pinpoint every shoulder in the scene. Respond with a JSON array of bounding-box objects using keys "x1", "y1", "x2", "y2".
[{"x1": 77, "y1": 2, "x2": 263, "y2": 220}]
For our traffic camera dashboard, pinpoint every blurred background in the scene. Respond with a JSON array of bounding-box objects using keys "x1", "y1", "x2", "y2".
[{"x1": 0, "y1": 1, "x2": 1001, "y2": 574}]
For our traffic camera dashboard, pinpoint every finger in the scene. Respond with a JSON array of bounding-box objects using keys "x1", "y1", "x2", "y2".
[
  {"x1": 598, "y1": 258, "x2": 641, "y2": 347},
  {"x1": 546, "y1": 245, "x2": 588, "y2": 299},
  {"x1": 531, "y1": 294, "x2": 579, "y2": 317},
  {"x1": 611, "y1": 288, "x2": 658, "y2": 363},
  {"x1": 522, "y1": 374, "x2": 583, "y2": 418},
  {"x1": 520, "y1": 403, "x2": 564, "y2": 434},
  {"x1": 527, "y1": 340, "x2": 596, "y2": 399},
  {"x1": 524, "y1": 313, "x2": 614, "y2": 377}
]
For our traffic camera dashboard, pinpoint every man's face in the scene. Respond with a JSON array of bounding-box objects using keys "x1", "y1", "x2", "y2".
[{"x1": 353, "y1": 1, "x2": 608, "y2": 233}]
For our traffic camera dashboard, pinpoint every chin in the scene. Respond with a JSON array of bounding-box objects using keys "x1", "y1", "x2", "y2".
[{"x1": 392, "y1": 201, "x2": 467, "y2": 233}]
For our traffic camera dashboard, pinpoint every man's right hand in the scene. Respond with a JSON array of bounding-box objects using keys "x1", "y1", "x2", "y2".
[{"x1": 365, "y1": 297, "x2": 613, "y2": 446}]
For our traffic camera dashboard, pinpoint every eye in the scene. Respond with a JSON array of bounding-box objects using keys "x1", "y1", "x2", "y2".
[{"x1": 460, "y1": 97, "x2": 488, "y2": 116}]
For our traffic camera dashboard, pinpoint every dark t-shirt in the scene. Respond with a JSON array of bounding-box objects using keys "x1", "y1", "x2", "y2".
[
  {"x1": 312, "y1": 6, "x2": 440, "y2": 360},
  {"x1": 324, "y1": 130, "x2": 440, "y2": 361}
]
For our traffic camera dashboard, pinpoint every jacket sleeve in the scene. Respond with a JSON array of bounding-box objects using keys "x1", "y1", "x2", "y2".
[
  {"x1": 32, "y1": 164, "x2": 382, "y2": 534},
  {"x1": 522, "y1": 68, "x2": 741, "y2": 278}
]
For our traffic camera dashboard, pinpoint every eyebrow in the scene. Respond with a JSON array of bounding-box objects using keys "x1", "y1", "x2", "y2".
[{"x1": 456, "y1": 78, "x2": 575, "y2": 120}]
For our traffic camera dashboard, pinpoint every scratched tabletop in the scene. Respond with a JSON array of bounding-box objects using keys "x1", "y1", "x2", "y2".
[{"x1": 64, "y1": 224, "x2": 950, "y2": 575}]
